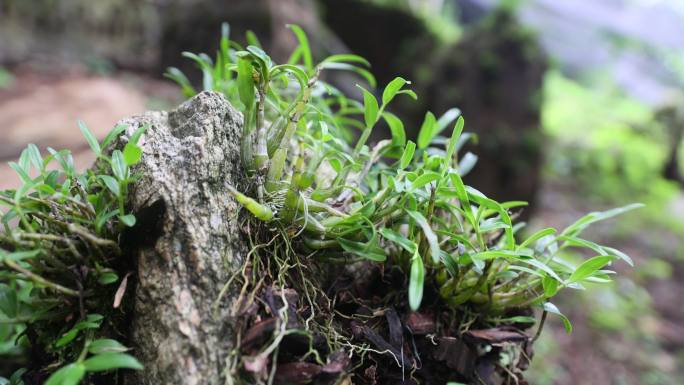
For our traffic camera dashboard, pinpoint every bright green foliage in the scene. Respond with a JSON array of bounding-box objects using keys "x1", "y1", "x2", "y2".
[
  {"x1": 0, "y1": 124, "x2": 144, "y2": 383},
  {"x1": 169, "y1": 24, "x2": 641, "y2": 325}
]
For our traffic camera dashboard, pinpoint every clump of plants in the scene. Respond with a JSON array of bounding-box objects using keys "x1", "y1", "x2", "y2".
[
  {"x1": 165, "y1": 24, "x2": 641, "y2": 384},
  {"x1": 0, "y1": 23, "x2": 641, "y2": 385},
  {"x1": 0, "y1": 125, "x2": 146, "y2": 384}
]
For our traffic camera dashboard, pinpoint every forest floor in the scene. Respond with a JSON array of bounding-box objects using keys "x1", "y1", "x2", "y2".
[{"x1": 0, "y1": 69, "x2": 681, "y2": 385}]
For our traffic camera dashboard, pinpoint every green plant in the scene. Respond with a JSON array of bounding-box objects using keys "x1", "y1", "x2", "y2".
[
  {"x1": 0, "y1": 123, "x2": 144, "y2": 383},
  {"x1": 168, "y1": 24, "x2": 640, "y2": 335}
]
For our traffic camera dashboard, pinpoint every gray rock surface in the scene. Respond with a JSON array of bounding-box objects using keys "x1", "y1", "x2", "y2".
[{"x1": 113, "y1": 91, "x2": 247, "y2": 385}]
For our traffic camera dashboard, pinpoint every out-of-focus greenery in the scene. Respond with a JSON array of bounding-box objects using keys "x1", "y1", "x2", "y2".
[
  {"x1": 543, "y1": 70, "x2": 673, "y2": 203},
  {"x1": 542, "y1": 70, "x2": 684, "y2": 245},
  {"x1": 528, "y1": 69, "x2": 684, "y2": 384}
]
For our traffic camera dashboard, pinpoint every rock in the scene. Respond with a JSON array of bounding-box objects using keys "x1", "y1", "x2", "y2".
[{"x1": 111, "y1": 91, "x2": 249, "y2": 385}]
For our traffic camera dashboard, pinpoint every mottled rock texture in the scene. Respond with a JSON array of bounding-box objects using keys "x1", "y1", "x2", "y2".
[{"x1": 112, "y1": 91, "x2": 248, "y2": 385}]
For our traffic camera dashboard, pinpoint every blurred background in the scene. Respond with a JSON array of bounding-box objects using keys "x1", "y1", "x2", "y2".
[{"x1": 1, "y1": 0, "x2": 683, "y2": 383}]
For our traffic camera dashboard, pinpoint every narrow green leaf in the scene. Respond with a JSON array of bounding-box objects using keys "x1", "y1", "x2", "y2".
[
  {"x1": 400, "y1": 141, "x2": 416, "y2": 169},
  {"x1": 434, "y1": 108, "x2": 461, "y2": 138},
  {"x1": 445, "y1": 116, "x2": 465, "y2": 163},
  {"x1": 78, "y1": 120, "x2": 101, "y2": 156},
  {"x1": 236, "y1": 54, "x2": 256, "y2": 114},
  {"x1": 98, "y1": 175, "x2": 120, "y2": 197},
  {"x1": 410, "y1": 172, "x2": 441, "y2": 190},
  {"x1": 287, "y1": 24, "x2": 312, "y2": 71},
  {"x1": 88, "y1": 339, "x2": 130, "y2": 355},
  {"x1": 519, "y1": 228, "x2": 556, "y2": 250},
  {"x1": 382, "y1": 77, "x2": 408, "y2": 105},
  {"x1": 562, "y1": 203, "x2": 644, "y2": 237},
  {"x1": 379, "y1": 228, "x2": 416, "y2": 253},
  {"x1": 338, "y1": 238, "x2": 386, "y2": 262},
  {"x1": 111, "y1": 150, "x2": 128, "y2": 181},
  {"x1": 417, "y1": 112, "x2": 436, "y2": 149},
  {"x1": 83, "y1": 353, "x2": 143, "y2": 372},
  {"x1": 44, "y1": 363, "x2": 85, "y2": 385},
  {"x1": 568, "y1": 256, "x2": 614, "y2": 284},
  {"x1": 409, "y1": 251, "x2": 424, "y2": 311},
  {"x1": 357, "y1": 85, "x2": 378, "y2": 128},
  {"x1": 543, "y1": 302, "x2": 572, "y2": 333},
  {"x1": 101, "y1": 124, "x2": 128, "y2": 149},
  {"x1": 26, "y1": 144, "x2": 43, "y2": 171},
  {"x1": 406, "y1": 210, "x2": 440, "y2": 264},
  {"x1": 383, "y1": 112, "x2": 406, "y2": 148}
]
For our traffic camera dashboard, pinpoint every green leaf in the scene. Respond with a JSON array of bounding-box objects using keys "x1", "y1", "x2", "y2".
[
  {"x1": 382, "y1": 77, "x2": 409, "y2": 105},
  {"x1": 445, "y1": 116, "x2": 465, "y2": 163},
  {"x1": 123, "y1": 143, "x2": 143, "y2": 166},
  {"x1": 543, "y1": 302, "x2": 572, "y2": 333},
  {"x1": 129, "y1": 124, "x2": 148, "y2": 146},
  {"x1": 379, "y1": 228, "x2": 417, "y2": 254},
  {"x1": 120, "y1": 214, "x2": 136, "y2": 227},
  {"x1": 434, "y1": 108, "x2": 461, "y2": 138},
  {"x1": 400, "y1": 141, "x2": 416, "y2": 169},
  {"x1": 98, "y1": 175, "x2": 120, "y2": 197},
  {"x1": 457, "y1": 152, "x2": 478, "y2": 176},
  {"x1": 542, "y1": 275, "x2": 559, "y2": 297},
  {"x1": 83, "y1": 353, "x2": 143, "y2": 372},
  {"x1": 383, "y1": 112, "x2": 406, "y2": 148},
  {"x1": 101, "y1": 124, "x2": 128, "y2": 149},
  {"x1": 8, "y1": 162, "x2": 30, "y2": 183},
  {"x1": 287, "y1": 24, "x2": 313, "y2": 71},
  {"x1": 417, "y1": 111, "x2": 437, "y2": 149},
  {"x1": 338, "y1": 238, "x2": 386, "y2": 262},
  {"x1": 88, "y1": 339, "x2": 130, "y2": 355},
  {"x1": 321, "y1": 54, "x2": 371, "y2": 67},
  {"x1": 26, "y1": 144, "x2": 43, "y2": 172},
  {"x1": 236, "y1": 54, "x2": 256, "y2": 114},
  {"x1": 408, "y1": 251, "x2": 424, "y2": 311},
  {"x1": 406, "y1": 210, "x2": 440, "y2": 264},
  {"x1": 519, "y1": 228, "x2": 556, "y2": 250},
  {"x1": 410, "y1": 172, "x2": 440, "y2": 190},
  {"x1": 44, "y1": 363, "x2": 85, "y2": 385},
  {"x1": 111, "y1": 150, "x2": 128, "y2": 181},
  {"x1": 357, "y1": 85, "x2": 378, "y2": 128},
  {"x1": 562, "y1": 203, "x2": 643, "y2": 237},
  {"x1": 97, "y1": 272, "x2": 119, "y2": 285},
  {"x1": 164, "y1": 67, "x2": 197, "y2": 98},
  {"x1": 319, "y1": 62, "x2": 377, "y2": 87},
  {"x1": 78, "y1": 120, "x2": 101, "y2": 156},
  {"x1": 568, "y1": 256, "x2": 614, "y2": 284}
]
